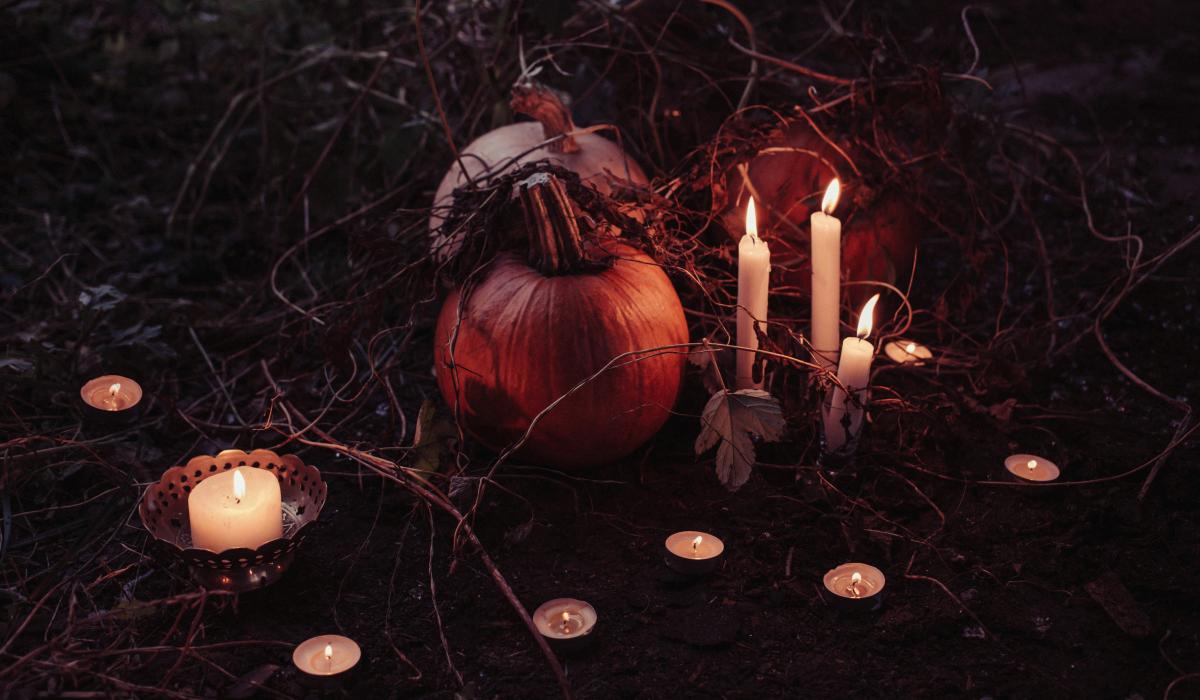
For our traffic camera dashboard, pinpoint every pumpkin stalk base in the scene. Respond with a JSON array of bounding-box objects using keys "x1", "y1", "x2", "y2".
[
  {"x1": 511, "y1": 82, "x2": 579, "y2": 154},
  {"x1": 519, "y1": 173, "x2": 610, "y2": 276}
]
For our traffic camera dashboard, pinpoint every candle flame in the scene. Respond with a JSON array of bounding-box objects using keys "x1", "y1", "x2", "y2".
[
  {"x1": 109, "y1": 382, "x2": 121, "y2": 397},
  {"x1": 324, "y1": 643, "x2": 333, "y2": 661},
  {"x1": 905, "y1": 342, "x2": 916, "y2": 354},
  {"x1": 821, "y1": 179, "x2": 840, "y2": 215},
  {"x1": 745, "y1": 197, "x2": 758, "y2": 241},
  {"x1": 1027, "y1": 459, "x2": 1038, "y2": 471},
  {"x1": 847, "y1": 570, "x2": 863, "y2": 598},
  {"x1": 232, "y1": 469, "x2": 246, "y2": 501},
  {"x1": 856, "y1": 294, "x2": 881, "y2": 339},
  {"x1": 691, "y1": 535, "x2": 703, "y2": 555}
]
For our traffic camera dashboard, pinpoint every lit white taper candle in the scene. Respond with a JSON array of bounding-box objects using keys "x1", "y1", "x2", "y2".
[
  {"x1": 810, "y1": 180, "x2": 842, "y2": 373},
  {"x1": 823, "y1": 294, "x2": 880, "y2": 451},
  {"x1": 736, "y1": 197, "x2": 770, "y2": 389}
]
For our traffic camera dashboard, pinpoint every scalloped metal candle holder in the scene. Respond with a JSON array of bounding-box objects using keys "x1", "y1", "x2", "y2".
[{"x1": 139, "y1": 449, "x2": 327, "y2": 593}]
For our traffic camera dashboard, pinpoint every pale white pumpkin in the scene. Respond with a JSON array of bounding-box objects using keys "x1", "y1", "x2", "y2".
[{"x1": 429, "y1": 84, "x2": 648, "y2": 261}]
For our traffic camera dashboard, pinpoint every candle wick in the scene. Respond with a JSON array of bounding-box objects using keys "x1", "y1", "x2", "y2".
[
  {"x1": 848, "y1": 571, "x2": 863, "y2": 598},
  {"x1": 105, "y1": 382, "x2": 122, "y2": 409}
]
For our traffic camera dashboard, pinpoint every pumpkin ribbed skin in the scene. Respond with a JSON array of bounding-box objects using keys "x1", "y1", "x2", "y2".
[{"x1": 434, "y1": 242, "x2": 687, "y2": 468}]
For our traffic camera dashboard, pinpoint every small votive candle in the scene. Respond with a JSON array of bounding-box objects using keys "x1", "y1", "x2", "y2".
[
  {"x1": 664, "y1": 530, "x2": 725, "y2": 576},
  {"x1": 80, "y1": 374, "x2": 143, "y2": 426},
  {"x1": 1004, "y1": 453, "x2": 1060, "y2": 483},
  {"x1": 293, "y1": 634, "x2": 360, "y2": 683},
  {"x1": 822, "y1": 563, "x2": 886, "y2": 612},
  {"x1": 533, "y1": 598, "x2": 597, "y2": 653},
  {"x1": 883, "y1": 340, "x2": 932, "y2": 365}
]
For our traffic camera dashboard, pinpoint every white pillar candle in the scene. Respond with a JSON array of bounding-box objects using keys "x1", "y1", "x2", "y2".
[
  {"x1": 188, "y1": 467, "x2": 283, "y2": 552},
  {"x1": 736, "y1": 197, "x2": 770, "y2": 390},
  {"x1": 810, "y1": 180, "x2": 842, "y2": 373},
  {"x1": 824, "y1": 294, "x2": 880, "y2": 451}
]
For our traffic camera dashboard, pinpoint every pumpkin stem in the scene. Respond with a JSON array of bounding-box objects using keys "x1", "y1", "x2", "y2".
[
  {"x1": 510, "y1": 82, "x2": 580, "y2": 155},
  {"x1": 519, "y1": 173, "x2": 588, "y2": 275}
]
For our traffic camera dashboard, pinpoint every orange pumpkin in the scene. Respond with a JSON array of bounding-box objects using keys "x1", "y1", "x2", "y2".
[
  {"x1": 430, "y1": 83, "x2": 648, "y2": 261},
  {"x1": 718, "y1": 120, "x2": 920, "y2": 305},
  {"x1": 434, "y1": 174, "x2": 687, "y2": 468}
]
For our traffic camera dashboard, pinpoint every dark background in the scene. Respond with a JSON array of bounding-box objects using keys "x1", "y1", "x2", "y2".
[{"x1": 1, "y1": 1, "x2": 1199, "y2": 698}]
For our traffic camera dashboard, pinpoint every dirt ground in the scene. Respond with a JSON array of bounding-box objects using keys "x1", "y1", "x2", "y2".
[{"x1": 2, "y1": 1, "x2": 1199, "y2": 698}]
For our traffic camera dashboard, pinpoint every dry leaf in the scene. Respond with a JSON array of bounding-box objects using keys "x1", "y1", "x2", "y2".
[
  {"x1": 695, "y1": 389, "x2": 785, "y2": 491},
  {"x1": 411, "y1": 399, "x2": 457, "y2": 472}
]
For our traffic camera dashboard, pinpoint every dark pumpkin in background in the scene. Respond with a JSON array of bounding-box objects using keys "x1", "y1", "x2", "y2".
[
  {"x1": 717, "y1": 121, "x2": 921, "y2": 306},
  {"x1": 434, "y1": 175, "x2": 688, "y2": 468}
]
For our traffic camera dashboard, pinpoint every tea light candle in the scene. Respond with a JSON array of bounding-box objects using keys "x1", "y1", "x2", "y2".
[
  {"x1": 822, "y1": 562, "x2": 886, "y2": 610},
  {"x1": 823, "y1": 294, "x2": 880, "y2": 452},
  {"x1": 533, "y1": 598, "x2": 597, "y2": 652},
  {"x1": 736, "y1": 197, "x2": 770, "y2": 390},
  {"x1": 187, "y1": 467, "x2": 282, "y2": 552},
  {"x1": 293, "y1": 634, "x2": 361, "y2": 679},
  {"x1": 664, "y1": 530, "x2": 725, "y2": 576},
  {"x1": 810, "y1": 179, "x2": 842, "y2": 373},
  {"x1": 80, "y1": 374, "x2": 142, "y2": 412},
  {"x1": 884, "y1": 340, "x2": 932, "y2": 365},
  {"x1": 1004, "y1": 453, "x2": 1060, "y2": 482}
]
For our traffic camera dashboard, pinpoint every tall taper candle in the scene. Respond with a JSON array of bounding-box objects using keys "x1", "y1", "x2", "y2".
[
  {"x1": 824, "y1": 294, "x2": 880, "y2": 452},
  {"x1": 810, "y1": 180, "x2": 842, "y2": 373},
  {"x1": 736, "y1": 197, "x2": 770, "y2": 389}
]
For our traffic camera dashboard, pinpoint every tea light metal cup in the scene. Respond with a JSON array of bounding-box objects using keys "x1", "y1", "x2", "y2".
[
  {"x1": 1005, "y1": 453, "x2": 1060, "y2": 483},
  {"x1": 533, "y1": 598, "x2": 597, "y2": 654},
  {"x1": 664, "y1": 530, "x2": 725, "y2": 576},
  {"x1": 80, "y1": 374, "x2": 143, "y2": 427},
  {"x1": 883, "y1": 340, "x2": 932, "y2": 365},
  {"x1": 822, "y1": 562, "x2": 886, "y2": 612}
]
